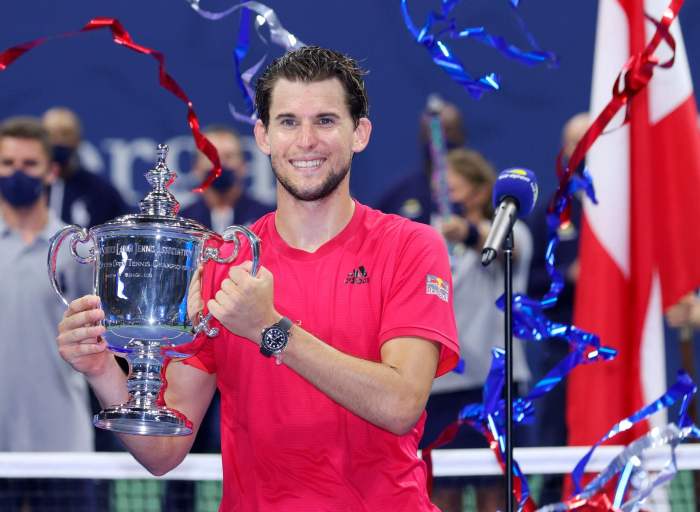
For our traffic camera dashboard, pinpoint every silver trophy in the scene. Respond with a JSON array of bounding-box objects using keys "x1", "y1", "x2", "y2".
[{"x1": 47, "y1": 144, "x2": 260, "y2": 436}]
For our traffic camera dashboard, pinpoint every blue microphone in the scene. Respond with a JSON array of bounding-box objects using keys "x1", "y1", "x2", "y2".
[{"x1": 481, "y1": 168, "x2": 538, "y2": 266}]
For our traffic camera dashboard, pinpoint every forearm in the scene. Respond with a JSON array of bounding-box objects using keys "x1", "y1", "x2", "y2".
[
  {"x1": 86, "y1": 355, "x2": 129, "y2": 409},
  {"x1": 86, "y1": 357, "x2": 193, "y2": 475},
  {"x1": 206, "y1": 263, "x2": 440, "y2": 434},
  {"x1": 282, "y1": 327, "x2": 436, "y2": 435}
]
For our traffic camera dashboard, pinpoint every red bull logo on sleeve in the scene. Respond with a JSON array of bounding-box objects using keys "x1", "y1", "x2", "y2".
[{"x1": 426, "y1": 274, "x2": 449, "y2": 302}]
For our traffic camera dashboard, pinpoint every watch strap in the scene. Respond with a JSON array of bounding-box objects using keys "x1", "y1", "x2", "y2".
[{"x1": 260, "y1": 316, "x2": 293, "y2": 357}]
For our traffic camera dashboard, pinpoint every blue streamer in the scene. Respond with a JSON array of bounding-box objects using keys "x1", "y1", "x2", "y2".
[
  {"x1": 452, "y1": 358, "x2": 465, "y2": 374},
  {"x1": 400, "y1": 0, "x2": 557, "y2": 99},
  {"x1": 185, "y1": 0, "x2": 305, "y2": 124},
  {"x1": 456, "y1": 346, "x2": 612, "y2": 508},
  {"x1": 612, "y1": 460, "x2": 634, "y2": 509},
  {"x1": 571, "y1": 370, "x2": 698, "y2": 494},
  {"x1": 458, "y1": 348, "x2": 534, "y2": 509},
  {"x1": 231, "y1": 8, "x2": 256, "y2": 120},
  {"x1": 538, "y1": 421, "x2": 697, "y2": 511},
  {"x1": 540, "y1": 167, "x2": 597, "y2": 308},
  {"x1": 458, "y1": 352, "x2": 700, "y2": 511},
  {"x1": 485, "y1": 163, "x2": 615, "y2": 434}
]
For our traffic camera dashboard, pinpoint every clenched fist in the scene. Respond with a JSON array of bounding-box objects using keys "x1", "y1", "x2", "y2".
[{"x1": 207, "y1": 260, "x2": 281, "y2": 344}]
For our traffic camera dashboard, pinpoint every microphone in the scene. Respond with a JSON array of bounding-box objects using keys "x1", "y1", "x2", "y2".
[{"x1": 481, "y1": 168, "x2": 538, "y2": 266}]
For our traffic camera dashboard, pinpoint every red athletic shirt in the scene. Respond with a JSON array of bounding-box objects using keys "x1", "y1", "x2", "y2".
[{"x1": 186, "y1": 201, "x2": 459, "y2": 511}]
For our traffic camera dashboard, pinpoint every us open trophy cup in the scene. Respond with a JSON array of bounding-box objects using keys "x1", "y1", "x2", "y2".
[{"x1": 47, "y1": 144, "x2": 260, "y2": 436}]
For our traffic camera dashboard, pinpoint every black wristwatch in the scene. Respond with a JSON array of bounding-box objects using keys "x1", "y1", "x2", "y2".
[{"x1": 260, "y1": 317, "x2": 293, "y2": 358}]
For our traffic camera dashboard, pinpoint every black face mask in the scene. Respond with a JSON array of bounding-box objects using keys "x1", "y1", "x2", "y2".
[
  {"x1": 210, "y1": 168, "x2": 252, "y2": 193},
  {"x1": 210, "y1": 168, "x2": 238, "y2": 192},
  {"x1": 52, "y1": 145, "x2": 76, "y2": 168},
  {"x1": 0, "y1": 169, "x2": 45, "y2": 207},
  {"x1": 449, "y1": 201, "x2": 466, "y2": 217}
]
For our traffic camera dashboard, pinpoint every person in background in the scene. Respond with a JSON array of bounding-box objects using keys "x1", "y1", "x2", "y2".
[
  {"x1": 666, "y1": 293, "x2": 700, "y2": 330},
  {"x1": 525, "y1": 111, "x2": 589, "y2": 505},
  {"x1": 43, "y1": 106, "x2": 132, "y2": 460},
  {"x1": 180, "y1": 124, "x2": 272, "y2": 231},
  {"x1": 0, "y1": 116, "x2": 94, "y2": 511},
  {"x1": 665, "y1": 291, "x2": 700, "y2": 439},
  {"x1": 376, "y1": 98, "x2": 466, "y2": 224},
  {"x1": 422, "y1": 148, "x2": 533, "y2": 512},
  {"x1": 42, "y1": 106, "x2": 131, "y2": 228}
]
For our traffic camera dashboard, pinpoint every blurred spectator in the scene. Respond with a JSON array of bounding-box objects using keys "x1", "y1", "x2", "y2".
[
  {"x1": 180, "y1": 124, "x2": 272, "y2": 231},
  {"x1": 665, "y1": 293, "x2": 700, "y2": 421},
  {"x1": 43, "y1": 107, "x2": 131, "y2": 457},
  {"x1": 376, "y1": 97, "x2": 466, "y2": 224},
  {"x1": 525, "y1": 112, "x2": 589, "y2": 505},
  {"x1": 42, "y1": 106, "x2": 131, "y2": 228},
  {"x1": 421, "y1": 148, "x2": 532, "y2": 512},
  {"x1": 0, "y1": 116, "x2": 95, "y2": 510},
  {"x1": 666, "y1": 293, "x2": 700, "y2": 329}
]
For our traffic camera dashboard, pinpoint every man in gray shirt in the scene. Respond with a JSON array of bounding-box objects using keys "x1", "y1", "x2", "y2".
[{"x1": 0, "y1": 116, "x2": 94, "y2": 510}]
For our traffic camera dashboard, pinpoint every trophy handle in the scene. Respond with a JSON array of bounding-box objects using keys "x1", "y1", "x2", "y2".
[
  {"x1": 47, "y1": 225, "x2": 96, "y2": 306},
  {"x1": 194, "y1": 225, "x2": 262, "y2": 338},
  {"x1": 221, "y1": 225, "x2": 261, "y2": 276},
  {"x1": 193, "y1": 311, "x2": 220, "y2": 338}
]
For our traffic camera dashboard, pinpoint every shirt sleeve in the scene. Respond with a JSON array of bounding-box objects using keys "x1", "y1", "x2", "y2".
[
  {"x1": 183, "y1": 342, "x2": 217, "y2": 373},
  {"x1": 378, "y1": 222, "x2": 460, "y2": 376}
]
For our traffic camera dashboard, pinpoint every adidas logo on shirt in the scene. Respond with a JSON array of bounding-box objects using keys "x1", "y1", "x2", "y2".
[{"x1": 345, "y1": 265, "x2": 369, "y2": 285}]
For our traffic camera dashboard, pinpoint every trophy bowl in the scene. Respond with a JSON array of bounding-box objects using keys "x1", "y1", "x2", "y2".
[{"x1": 47, "y1": 144, "x2": 260, "y2": 436}]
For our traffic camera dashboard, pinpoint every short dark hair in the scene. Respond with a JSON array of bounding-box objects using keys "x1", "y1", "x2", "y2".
[
  {"x1": 255, "y1": 46, "x2": 369, "y2": 127},
  {"x1": 0, "y1": 116, "x2": 53, "y2": 158}
]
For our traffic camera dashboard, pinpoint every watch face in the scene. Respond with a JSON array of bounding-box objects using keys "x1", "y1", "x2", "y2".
[{"x1": 264, "y1": 327, "x2": 287, "y2": 351}]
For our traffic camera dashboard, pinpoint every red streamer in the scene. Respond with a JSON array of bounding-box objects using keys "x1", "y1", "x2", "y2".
[
  {"x1": 421, "y1": 419, "x2": 536, "y2": 511},
  {"x1": 550, "y1": 0, "x2": 682, "y2": 224},
  {"x1": 0, "y1": 17, "x2": 222, "y2": 192}
]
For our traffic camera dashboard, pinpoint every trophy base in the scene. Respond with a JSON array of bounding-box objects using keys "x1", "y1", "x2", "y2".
[{"x1": 94, "y1": 405, "x2": 193, "y2": 436}]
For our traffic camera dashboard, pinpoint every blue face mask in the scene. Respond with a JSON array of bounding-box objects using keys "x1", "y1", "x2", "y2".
[
  {"x1": 0, "y1": 170, "x2": 45, "y2": 207},
  {"x1": 450, "y1": 201, "x2": 466, "y2": 217}
]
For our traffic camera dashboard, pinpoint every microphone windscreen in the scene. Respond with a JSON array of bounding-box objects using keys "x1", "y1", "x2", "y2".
[{"x1": 492, "y1": 168, "x2": 539, "y2": 218}]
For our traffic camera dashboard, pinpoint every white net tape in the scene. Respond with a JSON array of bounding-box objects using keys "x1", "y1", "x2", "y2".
[{"x1": 2, "y1": 445, "x2": 700, "y2": 480}]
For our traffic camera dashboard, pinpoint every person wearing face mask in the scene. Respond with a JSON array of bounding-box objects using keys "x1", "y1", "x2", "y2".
[
  {"x1": 43, "y1": 106, "x2": 132, "y2": 459},
  {"x1": 375, "y1": 98, "x2": 466, "y2": 224},
  {"x1": 420, "y1": 148, "x2": 532, "y2": 512},
  {"x1": 0, "y1": 116, "x2": 95, "y2": 510},
  {"x1": 42, "y1": 107, "x2": 130, "y2": 228},
  {"x1": 180, "y1": 124, "x2": 273, "y2": 232}
]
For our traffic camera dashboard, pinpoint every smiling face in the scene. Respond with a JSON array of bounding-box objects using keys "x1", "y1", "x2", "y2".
[{"x1": 254, "y1": 78, "x2": 371, "y2": 203}]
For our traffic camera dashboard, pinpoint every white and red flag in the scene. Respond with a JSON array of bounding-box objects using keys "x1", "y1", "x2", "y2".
[{"x1": 567, "y1": 0, "x2": 700, "y2": 448}]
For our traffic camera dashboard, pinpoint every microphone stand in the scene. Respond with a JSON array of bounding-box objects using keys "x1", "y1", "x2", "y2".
[{"x1": 503, "y1": 231, "x2": 515, "y2": 512}]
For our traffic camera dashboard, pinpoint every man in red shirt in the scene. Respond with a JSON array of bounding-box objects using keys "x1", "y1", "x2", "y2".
[{"x1": 57, "y1": 46, "x2": 459, "y2": 511}]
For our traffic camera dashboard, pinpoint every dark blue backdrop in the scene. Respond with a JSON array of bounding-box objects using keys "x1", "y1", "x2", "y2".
[{"x1": 1, "y1": 1, "x2": 698, "y2": 208}]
